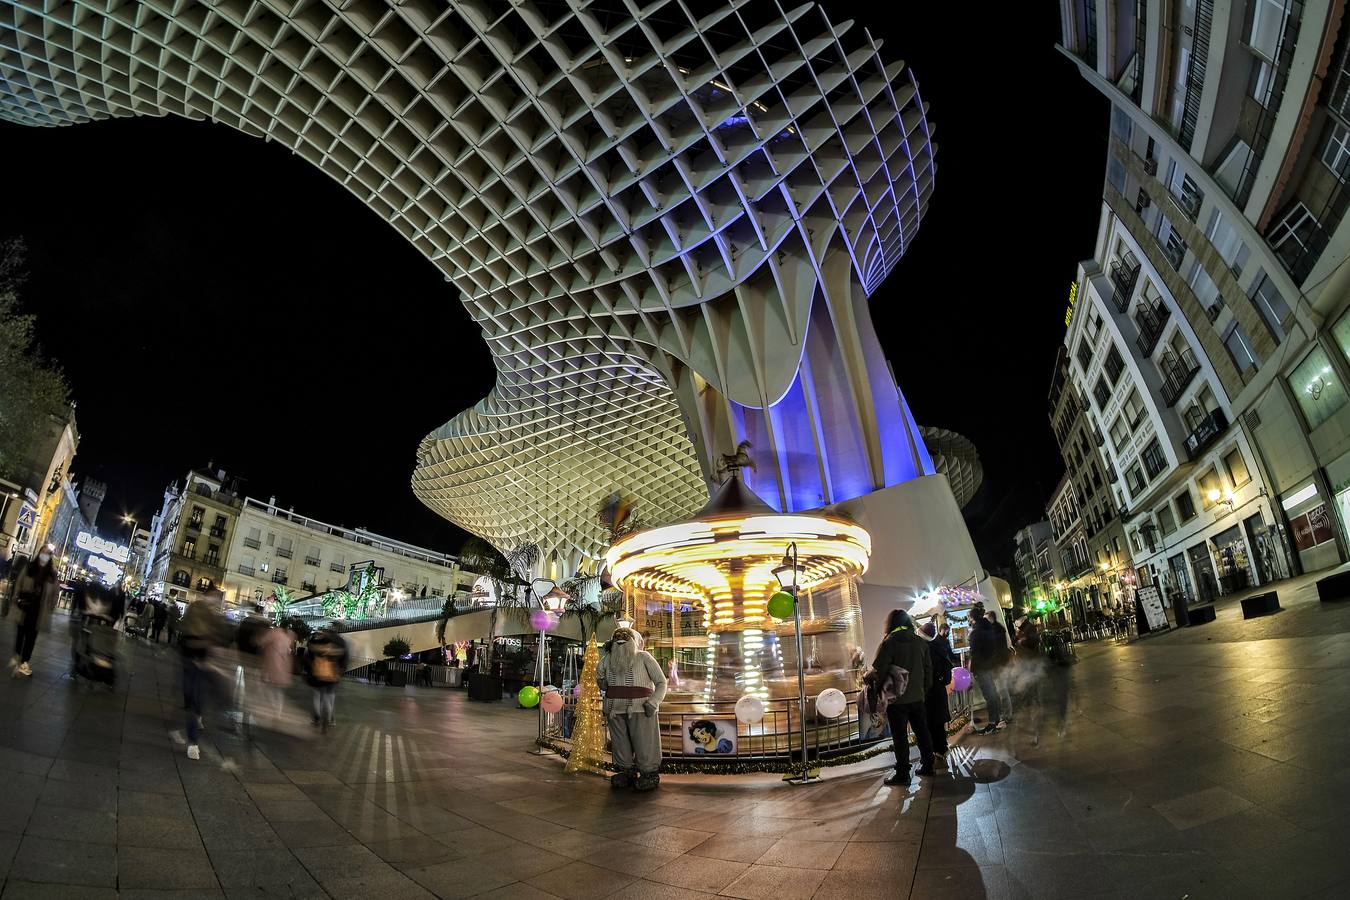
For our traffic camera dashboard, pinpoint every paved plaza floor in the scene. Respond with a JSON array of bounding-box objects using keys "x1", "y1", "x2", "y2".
[{"x1": 2, "y1": 576, "x2": 1349, "y2": 899}]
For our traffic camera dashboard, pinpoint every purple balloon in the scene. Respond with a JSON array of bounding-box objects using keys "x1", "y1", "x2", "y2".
[
  {"x1": 951, "y1": 666, "x2": 972, "y2": 692},
  {"x1": 572, "y1": 683, "x2": 581, "y2": 697},
  {"x1": 529, "y1": 609, "x2": 555, "y2": 631}
]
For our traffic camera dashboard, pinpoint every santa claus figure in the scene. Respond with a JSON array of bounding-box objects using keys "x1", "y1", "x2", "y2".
[{"x1": 598, "y1": 626, "x2": 667, "y2": 791}]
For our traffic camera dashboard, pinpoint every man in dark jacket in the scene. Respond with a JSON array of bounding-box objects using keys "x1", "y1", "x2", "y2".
[
  {"x1": 968, "y1": 611, "x2": 1008, "y2": 734},
  {"x1": 921, "y1": 621, "x2": 959, "y2": 757},
  {"x1": 871, "y1": 609, "x2": 934, "y2": 786}
]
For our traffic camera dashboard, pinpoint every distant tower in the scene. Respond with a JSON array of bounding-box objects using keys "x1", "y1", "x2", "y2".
[{"x1": 78, "y1": 478, "x2": 107, "y2": 527}]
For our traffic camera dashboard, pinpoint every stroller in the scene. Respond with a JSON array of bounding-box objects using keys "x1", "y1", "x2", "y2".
[
  {"x1": 74, "y1": 614, "x2": 118, "y2": 686},
  {"x1": 123, "y1": 607, "x2": 147, "y2": 638}
]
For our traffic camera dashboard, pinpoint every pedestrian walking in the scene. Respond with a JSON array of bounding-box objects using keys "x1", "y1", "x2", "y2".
[
  {"x1": 920, "y1": 621, "x2": 959, "y2": 759},
  {"x1": 969, "y1": 608, "x2": 1006, "y2": 733},
  {"x1": 870, "y1": 609, "x2": 934, "y2": 787},
  {"x1": 306, "y1": 627, "x2": 348, "y2": 731},
  {"x1": 987, "y1": 610, "x2": 1016, "y2": 721},
  {"x1": 150, "y1": 599, "x2": 168, "y2": 643},
  {"x1": 6, "y1": 548, "x2": 58, "y2": 678},
  {"x1": 176, "y1": 590, "x2": 230, "y2": 760},
  {"x1": 1012, "y1": 612, "x2": 1047, "y2": 745},
  {"x1": 258, "y1": 620, "x2": 295, "y2": 727},
  {"x1": 164, "y1": 597, "x2": 181, "y2": 646}
]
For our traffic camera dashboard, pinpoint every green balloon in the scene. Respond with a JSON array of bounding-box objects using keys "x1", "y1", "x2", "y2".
[
  {"x1": 518, "y1": 686, "x2": 541, "y2": 708},
  {"x1": 767, "y1": 591, "x2": 796, "y2": 620}
]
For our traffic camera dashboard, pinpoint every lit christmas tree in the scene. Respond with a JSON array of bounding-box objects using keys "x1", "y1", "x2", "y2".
[{"x1": 565, "y1": 636, "x2": 607, "y2": 775}]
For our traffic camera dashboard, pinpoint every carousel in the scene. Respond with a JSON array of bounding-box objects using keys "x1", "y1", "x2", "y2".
[{"x1": 602, "y1": 470, "x2": 875, "y2": 761}]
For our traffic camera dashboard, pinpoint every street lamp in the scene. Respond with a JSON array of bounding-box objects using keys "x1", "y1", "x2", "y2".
[
  {"x1": 772, "y1": 542, "x2": 815, "y2": 784},
  {"x1": 120, "y1": 514, "x2": 137, "y2": 589},
  {"x1": 1207, "y1": 488, "x2": 1236, "y2": 513}
]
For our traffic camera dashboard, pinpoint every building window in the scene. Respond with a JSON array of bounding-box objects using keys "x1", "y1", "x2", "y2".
[
  {"x1": 1329, "y1": 308, "x2": 1350, "y2": 370},
  {"x1": 204, "y1": 545, "x2": 220, "y2": 567},
  {"x1": 1093, "y1": 376, "x2": 1111, "y2": 410},
  {"x1": 1127, "y1": 464, "x2": 1146, "y2": 496},
  {"x1": 1249, "y1": 0, "x2": 1290, "y2": 62},
  {"x1": 1322, "y1": 121, "x2": 1350, "y2": 180},
  {"x1": 1224, "y1": 447, "x2": 1251, "y2": 488},
  {"x1": 1122, "y1": 389, "x2": 1145, "y2": 427},
  {"x1": 1289, "y1": 346, "x2": 1347, "y2": 429},
  {"x1": 1076, "y1": 338, "x2": 1093, "y2": 372},
  {"x1": 1157, "y1": 505, "x2": 1177, "y2": 535},
  {"x1": 1110, "y1": 415, "x2": 1130, "y2": 449},
  {"x1": 1141, "y1": 438, "x2": 1166, "y2": 479},
  {"x1": 1268, "y1": 205, "x2": 1321, "y2": 283},
  {"x1": 244, "y1": 526, "x2": 261, "y2": 549},
  {"x1": 182, "y1": 538, "x2": 196, "y2": 558},
  {"x1": 1104, "y1": 344, "x2": 1125, "y2": 384},
  {"x1": 172, "y1": 570, "x2": 189, "y2": 587},
  {"x1": 1198, "y1": 468, "x2": 1222, "y2": 508},
  {"x1": 196, "y1": 578, "x2": 213, "y2": 592},
  {"x1": 1175, "y1": 490, "x2": 1197, "y2": 522},
  {"x1": 1223, "y1": 322, "x2": 1262, "y2": 375}
]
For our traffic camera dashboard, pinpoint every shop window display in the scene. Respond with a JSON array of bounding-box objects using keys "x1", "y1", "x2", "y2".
[{"x1": 1288, "y1": 346, "x2": 1347, "y2": 430}]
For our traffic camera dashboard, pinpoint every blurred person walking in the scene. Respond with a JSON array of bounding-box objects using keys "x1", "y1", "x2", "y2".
[
  {"x1": 258, "y1": 619, "x2": 295, "y2": 728},
  {"x1": 6, "y1": 547, "x2": 58, "y2": 678},
  {"x1": 164, "y1": 597, "x2": 180, "y2": 646},
  {"x1": 176, "y1": 590, "x2": 230, "y2": 760},
  {"x1": 306, "y1": 627, "x2": 348, "y2": 731},
  {"x1": 871, "y1": 609, "x2": 934, "y2": 787},
  {"x1": 150, "y1": 599, "x2": 168, "y2": 643},
  {"x1": 1012, "y1": 612, "x2": 1047, "y2": 746},
  {"x1": 969, "y1": 609, "x2": 1006, "y2": 734}
]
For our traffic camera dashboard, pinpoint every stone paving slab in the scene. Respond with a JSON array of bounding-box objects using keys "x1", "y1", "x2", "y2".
[{"x1": 1, "y1": 583, "x2": 1349, "y2": 899}]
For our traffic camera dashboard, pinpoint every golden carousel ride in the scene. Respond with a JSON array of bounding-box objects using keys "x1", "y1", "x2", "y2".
[{"x1": 605, "y1": 471, "x2": 875, "y2": 759}]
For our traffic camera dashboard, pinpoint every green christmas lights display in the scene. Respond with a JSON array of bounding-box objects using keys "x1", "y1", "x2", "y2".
[
  {"x1": 321, "y1": 563, "x2": 386, "y2": 621},
  {"x1": 1025, "y1": 589, "x2": 1065, "y2": 618},
  {"x1": 268, "y1": 585, "x2": 293, "y2": 624}
]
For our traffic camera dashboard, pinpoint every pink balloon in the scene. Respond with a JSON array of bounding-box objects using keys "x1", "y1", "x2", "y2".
[
  {"x1": 530, "y1": 610, "x2": 556, "y2": 631},
  {"x1": 572, "y1": 683, "x2": 581, "y2": 697},
  {"x1": 540, "y1": 689, "x2": 563, "y2": 713},
  {"x1": 951, "y1": 666, "x2": 972, "y2": 692}
]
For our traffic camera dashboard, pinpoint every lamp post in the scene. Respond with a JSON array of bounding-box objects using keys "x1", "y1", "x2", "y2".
[
  {"x1": 528, "y1": 577, "x2": 558, "y2": 753},
  {"x1": 121, "y1": 514, "x2": 137, "y2": 590},
  {"x1": 772, "y1": 542, "x2": 816, "y2": 784}
]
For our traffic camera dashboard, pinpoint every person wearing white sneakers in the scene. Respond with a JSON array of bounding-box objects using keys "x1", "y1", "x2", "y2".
[{"x1": 7, "y1": 547, "x2": 58, "y2": 678}]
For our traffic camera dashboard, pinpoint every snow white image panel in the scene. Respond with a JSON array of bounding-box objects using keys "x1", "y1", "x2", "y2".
[{"x1": 683, "y1": 717, "x2": 737, "y2": 755}]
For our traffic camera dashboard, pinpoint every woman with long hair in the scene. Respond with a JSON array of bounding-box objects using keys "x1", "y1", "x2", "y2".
[
  {"x1": 7, "y1": 546, "x2": 59, "y2": 678},
  {"x1": 870, "y1": 608, "x2": 935, "y2": 786}
]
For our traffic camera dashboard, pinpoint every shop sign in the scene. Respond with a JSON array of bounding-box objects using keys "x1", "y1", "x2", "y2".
[
  {"x1": 1137, "y1": 585, "x2": 1167, "y2": 632},
  {"x1": 1290, "y1": 505, "x2": 1335, "y2": 551},
  {"x1": 1063, "y1": 282, "x2": 1078, "y2": 327}
]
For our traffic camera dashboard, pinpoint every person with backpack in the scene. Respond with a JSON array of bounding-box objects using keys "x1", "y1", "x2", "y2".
[
  {"x1": 870, "y1": 609, "x2": 934, "y2": 787},
  {"x1": 920, "y1": 620, "x2": 959, "y2": 760},
  {"x1": 6, "y1": 548, "x2": 59, "y2": 678},
  {"x1": 306, "y1": 627, "x2": 348, "y2": 731}
]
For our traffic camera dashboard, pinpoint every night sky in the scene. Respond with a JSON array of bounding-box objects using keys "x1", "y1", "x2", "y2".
[{"x1": 0, "y1": 2, "x2": 1105, "y2": 567}]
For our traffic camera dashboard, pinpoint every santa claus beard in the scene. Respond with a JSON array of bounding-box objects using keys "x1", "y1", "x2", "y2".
[{"x1": 609, "y1": 637, "x2": 637, "y2": 672}]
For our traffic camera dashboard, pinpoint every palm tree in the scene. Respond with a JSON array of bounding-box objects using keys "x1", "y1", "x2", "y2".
[
  {"x1": 454, "y1": 537, "x2": 539, "y2": 674},
  {"x1": 560, "y1": 573, "x2": 624, "y2": 642}
]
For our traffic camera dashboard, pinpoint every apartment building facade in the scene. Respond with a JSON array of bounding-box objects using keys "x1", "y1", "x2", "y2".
[
  {"x1": 1048, "y1": 343, "x2": 1135, "y2": 612},
  {"x1": 221, "y1": 497, "x2": 475, "y2": 609},
  {"x1": 144, "y1": 469, "x2": 246, "y2": 604},
  {"x1": 1060, "y1": 0, "x2": 1350, "y2": 588}
]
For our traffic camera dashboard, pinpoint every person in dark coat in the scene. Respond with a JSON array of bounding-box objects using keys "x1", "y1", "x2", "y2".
[
  {"x1": 968, "y1": 610, "x2": 1007, "y2": 734},
  {"x1": 151, "y1": 600, "x2": 169, "y2": 642},
  {"x1": 306, "y1": 628, "x2": 349, "y2": 731},
  {"x1": 6, "y1": 549, "x2": 59, "y2": 678},
  {"x1": 870, "y1": 609, "x2": 934, "y2": 786},
  {"x1": 920, "y1": 621, "x2": 959, "y2": 757}
]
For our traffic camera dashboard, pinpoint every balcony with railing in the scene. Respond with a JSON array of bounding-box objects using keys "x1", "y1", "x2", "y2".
[
  {"x1": 1159, "y1": 348, "x2": 1201, "y2": 407},
  {"x1": 301, "y1": 581, "x2": 317, "y2": 593},
  {"x1": 186, "y1": 519, "x2": 202, "y2": 532},
  {"x1": 1184, "y1": 408, "x2": 1229, "y2": 460},
  {"x1": 271, "y1": 572, "x2": 288, "y2": 585},
  {"x1": 243, "y1": 537, "x2": 261, "y2": 549},
  {"x1": 275, "y1": 547, "x2": 293, "y2": 559},
  {"x1": 304, "y1": 556, "x2": 322, "y2": 567},
  {"x1": 209, "y1": 526, "x2": 226, "y2": 538},
  {"x1": 1133, "y1": 301, "x2": 1170, "y2": 358},
  {"x1": 1110, "y1": 255, "x2": 1141, "y2": 312},
  {"x1": 237, "y1": 565, "x2": 256, "y2": 577},
  {"x1": 329, "y1": 562, "x2": 346, "y2": 573},
  {"x1": 1091, "y1": 423, "x2": 1106, "y2": 447}
]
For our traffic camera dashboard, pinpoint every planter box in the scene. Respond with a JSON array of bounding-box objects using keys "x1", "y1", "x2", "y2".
[
  {"x1": 386, "y1": 670, "x2": 407, "y2": 687},
  {"x1": 467, "y1": 672, "x2": 502, "y2": 702},
  {"x1": 1316, "y1": 571, "x2": 1350, "y2": 603},
  {"x1": 1188, "y1": 605, "x2": 1217, "y2": 625},
  {"x1": 1240, "y1": 592, "x2": 1281, "y2": 618}
]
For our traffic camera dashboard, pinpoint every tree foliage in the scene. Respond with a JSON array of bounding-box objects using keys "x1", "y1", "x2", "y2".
[
  {"x1": 0, "y1": 238, "x2": 70, "y2": 482},
  {"x1": 382, "y1": 635, "x2": 412, "y2": 658}
]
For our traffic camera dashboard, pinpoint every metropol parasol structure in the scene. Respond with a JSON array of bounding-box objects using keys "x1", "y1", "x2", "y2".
[{"x1": 0, "y1": 0, "x2": 993, "y2": 639}]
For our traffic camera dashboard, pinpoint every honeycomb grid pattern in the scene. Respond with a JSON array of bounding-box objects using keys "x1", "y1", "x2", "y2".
[{"x1": 0, "y1": 0, "x2": 936, "y2": 564}]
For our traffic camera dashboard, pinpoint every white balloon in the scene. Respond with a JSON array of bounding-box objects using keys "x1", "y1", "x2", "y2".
[
  {"x1": 816, "y1": 688, "x2": 847, "y2": 719},
  {"x1": 735, "y1": 694, "x2": 765, "y2": 725}
]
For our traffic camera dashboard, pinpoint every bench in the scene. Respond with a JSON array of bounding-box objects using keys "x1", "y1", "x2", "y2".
[
  {"x1": 1188, "y1": 605, "x2": 1217, "y2": 625},
  {"x1": 1240, "y1": 591, "x2": 1281, "y2": 619},
  {"x1": 1316, "y1": 570, "x2": 1350, "y2": 602}
]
